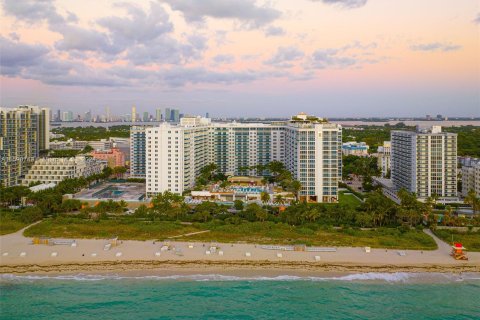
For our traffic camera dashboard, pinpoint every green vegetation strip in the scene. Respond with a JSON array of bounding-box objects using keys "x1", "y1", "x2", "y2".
[
  {"x1": 24, "y1": 218, "x2": 200, "y2": 240},
  {"x1": 0, "y1": 216, "x2": 29, "y2": 235},
  {"x1": 24, "y1": 218, "x2": 437, "y2": 250},
  {"x1": 433, "y1": 229, "x2": 480, "y2": 252}
]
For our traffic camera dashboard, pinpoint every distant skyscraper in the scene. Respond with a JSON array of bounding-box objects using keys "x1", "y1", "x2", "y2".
[
  {"x1": 143, "y1": 112, "x2": 149, "y2": 122},
  {"x1": 165, "y1": 108, "x2": 171, "y2": 121},
  {"x1": 105, "y1": 106, "x2": 110, "y2": 122},
  {"x1": 56, "y1": 109, "x2": 61, "y2": 121},
  {"x1": 156, "y1": 108, "x2": 162, "y2": 121},
  {"x1": 62, "y1": 111, "x2": 74, "y2": 122},
  {"x1": 171, "y1": 109, "x2": 180, "y2": 122},
  {"x1": 132, "y1": 106, "x2": 137, "y2": 122},
  {"x1": 0, "y1": 106, "x2": 50, "y2": 186},
  {"x1": 84, "y1": 110, "x2": 92, "y2": 122},
  {"x1": 206, "y1": 112, "x2": 210, "y2": 118}
]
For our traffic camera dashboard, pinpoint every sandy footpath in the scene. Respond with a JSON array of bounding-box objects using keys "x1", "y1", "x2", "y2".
[{"x1": 1, "y1": 225, "x2": 479, "y2": 274}]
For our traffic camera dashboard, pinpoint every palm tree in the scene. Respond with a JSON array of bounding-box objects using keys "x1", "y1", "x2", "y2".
[
  {"x1": 443, "y1": 205, "x2": 453, "y2": 226},
  {"x1": 260, "y1": 191, "x2": 270, "y2": 204},
  {"x1": 464, "y1": 189, "x2": 480, "y2": 214},
  {"x1": 274, "y1": 194, "x2": 285, "y2": 205},
  {"x1": 304, "y1": 208, "x2": 320, "y2": 222}
]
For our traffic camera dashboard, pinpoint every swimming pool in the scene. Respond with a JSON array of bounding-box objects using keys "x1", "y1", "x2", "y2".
[
  {"x1": 231, "y1": 187, "x2": 264, "y2": 194},
  {"x1": 92, "y1": 186, "x2": 125, "y2": 199}
]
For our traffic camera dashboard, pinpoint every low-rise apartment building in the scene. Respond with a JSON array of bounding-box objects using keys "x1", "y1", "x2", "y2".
[
  {"x1": 342, "y1": 141, "x2": 369, "y2": 156},
  {"x1": 90, "y1": 147, "x2": 126, "y2": 168},
  {"x1": 22, "y1": 155, "x2": 105, "y2": 185}
]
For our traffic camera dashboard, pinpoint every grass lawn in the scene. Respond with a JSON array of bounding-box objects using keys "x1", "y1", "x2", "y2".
[
  {"x1": 338, "y1": 191, "x2": 362, "y2": 209},
  {"x1": 433, "y1": 229, "x2": 480, "y2": 252},
  {"x1": 184, "y1": 222, "x2": 437, "y2": 250},
  {"x1": 24, "y1": 218, "x2": 202, "y2": 240},
  {"x1": 0, "y1": 216, "x2": 29, "y2": 235},
  {"x1": 24, "y1": 218, "x2": 437, "y2": 250}
]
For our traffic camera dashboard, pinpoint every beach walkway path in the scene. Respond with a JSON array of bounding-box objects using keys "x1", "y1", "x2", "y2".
[
  {"x1": 168, "y1": 230, "x2": 211, "y2": 239},
  {"x1": 423, "y1": 229, "x2": 451, "y2": 254}
]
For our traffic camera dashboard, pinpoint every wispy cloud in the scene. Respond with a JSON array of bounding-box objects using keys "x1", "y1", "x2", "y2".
[
  {"x1": 410, "y1": 42, "x2": 462, "y2": 52},
  {"x1": 265, "y1": 26, "x2": 285, "y2": 37},
  {"x1": 310, "y1": 0, "x2": 368, "y2": 9},
  {"x1": 265, "y1": 46, "x2": 305, "y2": 68},
  {"x1": 473, "y1": 13, "x2": 480, "y2": 25}
]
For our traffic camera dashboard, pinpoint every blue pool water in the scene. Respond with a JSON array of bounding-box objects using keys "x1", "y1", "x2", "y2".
[
  {"x1": 1, "y1": 273, "x2": 479, "y2": 319},
  {"x1": 232, "y1": 187, "x2": 264, "y2": 193},
  {"x1": 92, "y1": 186, "x2": 125, "y2": 199}
]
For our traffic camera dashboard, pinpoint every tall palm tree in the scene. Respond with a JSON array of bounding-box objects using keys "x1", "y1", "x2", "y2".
[
  {"x1": 464, "y1": 190, "x2": 480, "y2": 214},
  {"x1": 274, "y1": 194, "x2": 285, "y2": 205},
  {"x1": 260, "y1": 191, "x2": 270, "y2": 204}
]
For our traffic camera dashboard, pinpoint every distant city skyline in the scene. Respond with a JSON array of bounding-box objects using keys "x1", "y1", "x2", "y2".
[{"x1": 1, "y1": 0, "x2": 479, "y2": 117}]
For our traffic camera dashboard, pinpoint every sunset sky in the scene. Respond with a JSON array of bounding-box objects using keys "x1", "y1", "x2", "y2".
[{"x1": 1, "y1": 0, "x2": 479, "y2": 117}]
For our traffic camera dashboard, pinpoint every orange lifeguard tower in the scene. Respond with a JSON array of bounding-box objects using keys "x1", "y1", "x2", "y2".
[{"x1": 451, "y1": 242, "x2": 468, "y2": 260}]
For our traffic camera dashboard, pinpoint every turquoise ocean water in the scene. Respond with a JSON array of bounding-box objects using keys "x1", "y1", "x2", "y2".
[{"x1": 1, "y1": 273, "x2": 479, "y2": 320}]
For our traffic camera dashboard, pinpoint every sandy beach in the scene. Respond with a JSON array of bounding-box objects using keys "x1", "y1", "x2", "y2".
[{"x1": 1, "y1": 226, "x2": 479, "y2": 275}]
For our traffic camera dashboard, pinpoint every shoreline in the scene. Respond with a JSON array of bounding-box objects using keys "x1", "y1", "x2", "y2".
[{"x1": 2, "y1": 260, "x2": 479, "y2": 275}]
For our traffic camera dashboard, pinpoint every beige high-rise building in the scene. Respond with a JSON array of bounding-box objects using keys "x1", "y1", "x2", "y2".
[
  {"x1": 0, "y1": 106, "x2": 50, "y2": 187},
  {"x1": 391, "y1": 126, "x2": 457, "y2": 201},
  {"x1": 377, "y1": 141, "x2": 391, "y2": 177}
]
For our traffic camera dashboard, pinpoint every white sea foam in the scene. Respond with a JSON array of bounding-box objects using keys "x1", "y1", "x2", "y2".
[{"x1": 1, "y1": 272, "x2": 478, "y2": 283}]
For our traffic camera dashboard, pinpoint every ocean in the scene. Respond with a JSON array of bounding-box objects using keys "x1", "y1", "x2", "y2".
[{"x1": 1, "y1": 273, "x2": 479, "y2": 320}]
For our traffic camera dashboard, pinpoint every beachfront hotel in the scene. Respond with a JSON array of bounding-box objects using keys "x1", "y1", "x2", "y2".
[
  {"x1": 391, "y1": 126, "x2": 457, "y2": 201},
  {"x1": 143, "y1": 113, "x2": 342, "y2": 203},
  {"x1": 0, "y1": 106, "x2": 50, "y2": 187}
]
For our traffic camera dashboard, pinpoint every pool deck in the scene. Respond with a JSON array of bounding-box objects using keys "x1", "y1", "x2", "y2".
[{"x1": 73, "y1": 183, "x2": 146, "y2": 202}]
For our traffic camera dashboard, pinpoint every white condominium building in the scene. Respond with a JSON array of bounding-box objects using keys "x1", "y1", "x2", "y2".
[
  {"x1": 22, "y1": 155, "x2": 106, "y2": 186},
  {"x1": 391, "y1": 126, "x2": 457, "y2": 201},
  {"x1": 462, "y1": 163, "x2": 480, "y2": 197},
  {"x1": 377, "y1": 141, "x2": 391, "y2": 177},
  {"x1": 146, "y1": 113, "x2": 342, "y2": 203}
]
